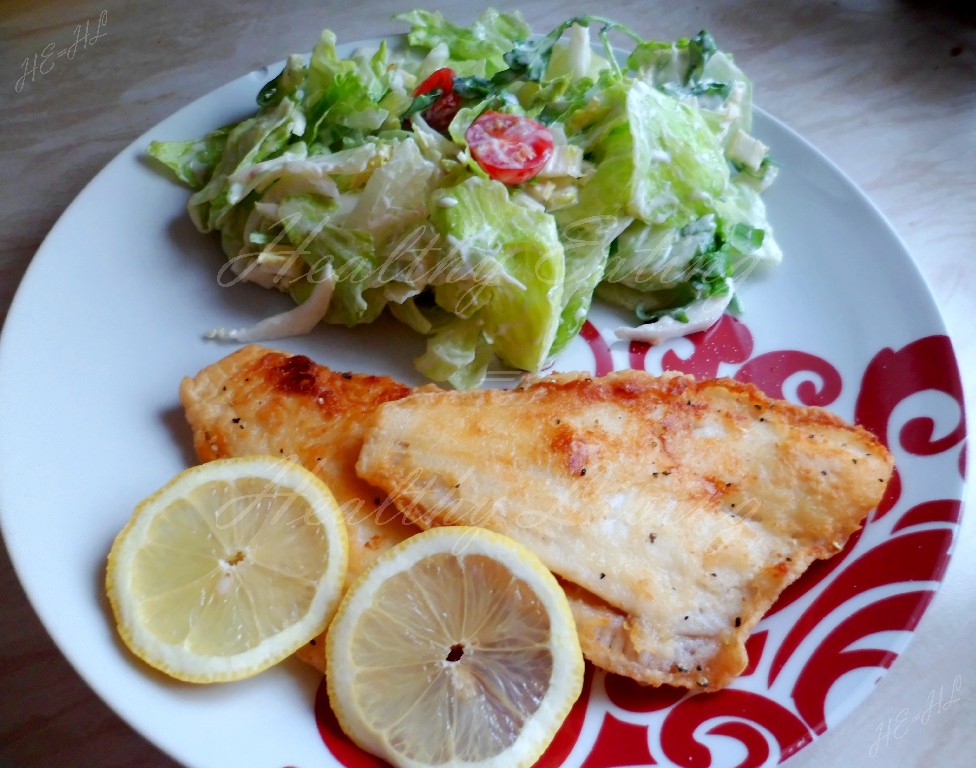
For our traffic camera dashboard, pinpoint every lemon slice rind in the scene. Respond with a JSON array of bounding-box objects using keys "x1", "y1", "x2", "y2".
[
  {"x1": 106, "y1": 455, "x2": 349, "y2": 683},
  {"x1": 326, "y1": 525, "x2": 583, "y2": 768}
]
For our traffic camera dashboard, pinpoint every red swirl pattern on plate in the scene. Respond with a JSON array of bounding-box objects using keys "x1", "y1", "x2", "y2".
[
  {"x1": 659, "y1": 689, "x2": 814, "y2": 766},
  {"x1": 734, "y1": 350, "x2": 842, "y2": 406},
  {"x1": 791, "y1": 589, "x2": 938, "y2": 735},
  {"x1": 314, "y1": 678, "x2": 389, "y2": 768},
  {"x1": 580, "y1": 713, "x2": 656, "y2": 768},
  {"x1": 660, "y1": 314, "x2": 754, "y2": 378},
  {"x1": 308, "y1": 321, "x2": 965, "y2": 768},
  {"x1": 768, "y1": 527, "x2": 955, "y2": 687},
  {"x1": 628, "y1": 314, "x2": 754, "y2": 378},
  {"x1": 605, "y1": 674, "x2": 688, "y2": 713},
  {"x1": 856, "y1": 335, "x2": 967, "y2": 456},
  {"x1": 893, "y1": 499, "x2": 961, "y2": 532},
  {"x1": 580, "y1": 321, "x2": 614, "y2": 376}
]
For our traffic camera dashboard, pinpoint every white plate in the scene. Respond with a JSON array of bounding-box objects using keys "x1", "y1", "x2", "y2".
[{"x1": 0, "y1": 39, "x2": 967, "y2": 768}]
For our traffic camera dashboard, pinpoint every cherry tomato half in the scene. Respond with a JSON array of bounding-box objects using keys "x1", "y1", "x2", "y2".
[
  {"x1": 414, "y1": 67, "x2": 455, "y2": 96},
  {"x1": 413, "y1": 67, "x2": 461, "y2": 132},
  {"x1": 464, "y1": 111, "x2": 554, "y2": 185},
  {"x1": 423, "y1": 91, "x2": 463, "y2": 133}
]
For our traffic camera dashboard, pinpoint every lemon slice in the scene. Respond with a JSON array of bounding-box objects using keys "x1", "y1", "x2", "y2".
[
  {"x1": 106, "y1": 455, "x2": 348, "y2": 683},
  {"x1": 326, "y1": 526, "x2": 584, "y2": 768}
]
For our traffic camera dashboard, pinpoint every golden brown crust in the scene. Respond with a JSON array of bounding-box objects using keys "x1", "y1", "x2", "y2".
[
  {"x1": 357, "y1": 368, "x2": 894, "y2": 690},
  {"x1": 181, "y1": 352, "x2": 893, "y2": 689}
]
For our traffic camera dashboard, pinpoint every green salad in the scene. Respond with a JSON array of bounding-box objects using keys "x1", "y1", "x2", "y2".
[{"x1": 149, "y1": 8, "x2": 780, "y2": 388}]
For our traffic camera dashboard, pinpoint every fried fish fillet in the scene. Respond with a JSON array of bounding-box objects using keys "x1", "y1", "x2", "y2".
[
  {"x1": 179, "y1": 345, "x2": 420, "y2": 670},
  {"x1": 356, "y1": 370, "x2": 894, "y2": 691}
]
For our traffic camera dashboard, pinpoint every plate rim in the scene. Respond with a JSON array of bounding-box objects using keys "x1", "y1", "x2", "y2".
[{"x1": 0, "y1": 32, "x2": 967, "y2": 768}]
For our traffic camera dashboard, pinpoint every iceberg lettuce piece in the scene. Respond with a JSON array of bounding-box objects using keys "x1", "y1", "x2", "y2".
[
  {"x1": 187, "y1": 98, "x2": 305, "y2": 232},
  {"x1": 343, "y1": 137, "x2": 439, "y2": 251},
  {"x1": 388, "y1": 295, "x2": 437, "y2": 334},
  {"x1": 304, "y1": 30, "x2": 396, "y2": 151},
  {"x1": 545, "y1": 24, "x2": 610, "y2": 83},
  {"x1": 414, "y1": 315, "x2": 495, "y2": 390},
  {"x1": 206, "y1": 266, "x2": 336, "y2": 343},
  {"x1": 625, "y1": 81, "x2": 729, "y2": 223},
  {"x1": 700, "y1": 49, "x2": 754, "y2": 132},
  {"x1": 256, "y1": 54, "x2": 308, "y2": 109},
  {"x1": 430, "y1": 177, "x2": 565, "y2": 373},
  {"x1": 225, "y1": 143, "x2": 344, "y2": 207},
  {"x1": 276, "y1": 194, "x2": 382, "y2": 326},
  {"x1": 548, "y1": 77, "x2": 729, "y2": 351},
  {"x1": 397, "y1": 8, "x2": 531, "y2": 76},
  {"x1": 714, "y1": 179, "x2": 782, "y2": 266},
  {"x1": 147, "y1": 126, "x2": 231, "y2": 190},
  {"x1": 614, "y1": 289, "x2": 733, "y2": 344},
  {"x1": 560, "y1": 79, "x2": 728, "y2": 227},
  {"x1": 548, "y1": 212, "x2": 630, "y2": 357},
  {"x1": 597, "y1": 211, "x2": 764, "y2": 323},
  {"x1": 604, "y1": 216, "x2": 717, "y2": 292},
  {"x1": 625, "y1": 30, "x2": 767, "y2": 167}
]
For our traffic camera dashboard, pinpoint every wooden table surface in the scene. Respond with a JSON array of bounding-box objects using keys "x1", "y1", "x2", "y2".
[{"x1": 1, "y1": 1, "x2": 973, "y2": 766}]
